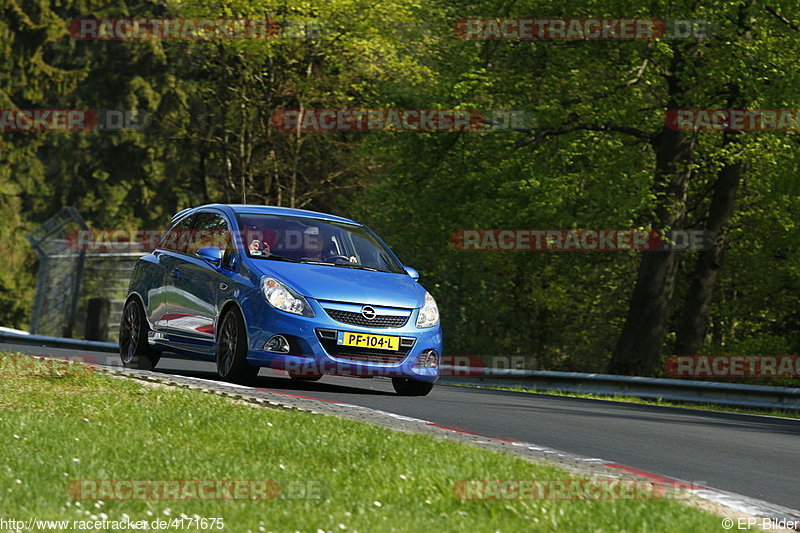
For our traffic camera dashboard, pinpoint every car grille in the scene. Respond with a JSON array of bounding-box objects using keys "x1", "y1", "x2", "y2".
[
  {"x1": 316, "y1": 329, "x2": 415, "y2": 364},
  {"x1": 324, "y1": 308, "x2": 409, "y2": 329}
]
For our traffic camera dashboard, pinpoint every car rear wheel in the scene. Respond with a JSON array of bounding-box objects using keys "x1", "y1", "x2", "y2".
[
  {"x1": 392, "y1": 378, "x2": 434, "y2": 396},
  {"x1": 119, "y1": 299, "x2": 161, "y2": 370},
  {"x1": 216, "y1": 308, "x2": 258, "y2": 383}
]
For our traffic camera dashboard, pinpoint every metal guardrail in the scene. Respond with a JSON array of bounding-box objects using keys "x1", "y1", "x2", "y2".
[
  {"x1": 438, "y1": 367, "x2": 800, "y2": 411},
  {"x1": 0, "y1": 330, "x2": 118, "y2": 353}
]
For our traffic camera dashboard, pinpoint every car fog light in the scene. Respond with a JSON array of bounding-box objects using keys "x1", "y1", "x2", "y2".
[
  {"x1": 265, "y1": 335, "x2": 290, "y2": 353},
  {"x1": 414, "y1": 349, "x2": 438, "y2": 368}
]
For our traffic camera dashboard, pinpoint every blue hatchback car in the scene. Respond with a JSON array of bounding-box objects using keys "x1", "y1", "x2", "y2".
[{"x1": 120, "y1": 204, "x2": 442, "y2": 396}]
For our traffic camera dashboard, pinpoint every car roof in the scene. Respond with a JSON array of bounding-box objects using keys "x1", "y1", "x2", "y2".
[{"x1": 172, "y1": 204, "x2": 360, "y2": 226}]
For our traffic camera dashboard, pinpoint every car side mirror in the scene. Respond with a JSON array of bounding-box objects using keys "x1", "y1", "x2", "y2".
[
  {"x1": 197, "y1": 246, "x2": 222, "y2": 267},
  {"x1": 403, "y1": 266, "x2": 420, "y2": 281}
]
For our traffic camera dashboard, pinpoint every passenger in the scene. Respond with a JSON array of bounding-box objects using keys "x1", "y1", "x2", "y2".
[{"x1": 249, "y1": 238, "x2": 270, "y2": 256}]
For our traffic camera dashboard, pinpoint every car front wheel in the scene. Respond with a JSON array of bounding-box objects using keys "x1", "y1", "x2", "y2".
[{"x1": 216, "y1": 308, "x2": 258, "y2": 383}]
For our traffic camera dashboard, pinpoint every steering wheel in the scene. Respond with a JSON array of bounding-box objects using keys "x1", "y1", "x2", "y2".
[{"x1": 325, "y1": 254, "x2": 354, "y2": 263}]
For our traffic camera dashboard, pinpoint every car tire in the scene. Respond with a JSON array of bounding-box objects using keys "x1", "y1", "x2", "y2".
[
  {"x1": 392, "y1": 377, "x2": 434, "y2": 396},
  {"x1": 119, "y1": 298, "x2": 161, "y2": 370},
  {"x1": 216, "y1": 308, "x2": 258, "y2": 383}
]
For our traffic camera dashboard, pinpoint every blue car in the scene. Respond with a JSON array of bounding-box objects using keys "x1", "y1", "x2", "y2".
[{"x1": 119, "y1": 204, "x2": 442, "y2": 396}]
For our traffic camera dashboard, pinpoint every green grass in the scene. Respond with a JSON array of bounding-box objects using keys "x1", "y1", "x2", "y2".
[
  {"x1": 450, "y1": 383, "x2": 800, "y2": 419},
  {"x1": 0, "y1": 354, "x2": 727, "y2": 532}
]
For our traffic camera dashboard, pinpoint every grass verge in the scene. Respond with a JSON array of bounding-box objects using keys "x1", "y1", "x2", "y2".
[{"x1": 1, "y1": 354, "x2": 727, "y2": 532}]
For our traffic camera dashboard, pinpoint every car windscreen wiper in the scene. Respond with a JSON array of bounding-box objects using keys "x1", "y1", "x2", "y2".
[
  {"x1": 297, "y1": 259, "x2": 337, "y2": 266},
  {"x1": 331, "y1": 263, "x2": 392, "y2": 273},
  {"x1": 298, "y1": 259, "x2": 390, "y2": 273}
]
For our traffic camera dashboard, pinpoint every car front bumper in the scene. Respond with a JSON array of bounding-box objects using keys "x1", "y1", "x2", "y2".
[{"x1": 243, "y1": 298, "x2": 443, "y2": 382}]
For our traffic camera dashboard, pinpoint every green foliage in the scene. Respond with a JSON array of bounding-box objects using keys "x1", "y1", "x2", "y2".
[
  {"x1": 1, "y1": 0, "x2": 798, "y2": 378},
  {"x1": 350, "y1": 0, "x2": 800, "y2": 374}
]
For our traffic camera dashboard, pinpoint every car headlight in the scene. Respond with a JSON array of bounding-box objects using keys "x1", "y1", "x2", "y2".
[
  {"x1": 261, "y1": 277, "x2": 315, "y2": 317},
  {"x1": 416, "y1": 291, "x2": 440, "y2": 328}
]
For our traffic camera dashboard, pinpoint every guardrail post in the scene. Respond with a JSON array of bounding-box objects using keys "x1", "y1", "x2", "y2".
[{"x1": 84, "y1": 297, "x2": 110, "y2": 342}]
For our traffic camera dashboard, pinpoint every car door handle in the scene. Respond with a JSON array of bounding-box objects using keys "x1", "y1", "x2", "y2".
[
  {"x1": 219, "y1": 282, "x2": 228, "y2": 291},
  {"x1": 171, "y1": 268, "x2": 181, "y2": 278}
]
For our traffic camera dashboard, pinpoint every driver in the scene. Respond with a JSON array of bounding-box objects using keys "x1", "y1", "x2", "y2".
[
  {"x1": 302, "y1": 226, "x2": 324, "y2": 260},
  {"x1": 303, "y1": 225, "x2": 357, "y2": 263}
]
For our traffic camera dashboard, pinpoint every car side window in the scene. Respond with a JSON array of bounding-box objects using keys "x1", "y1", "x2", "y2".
[
  {"x1": 160, "y1": 214, "x2": 194, "y2": 253},
  {"x1": 191, "y1": 212, "x2": 236, "y2": 270}
]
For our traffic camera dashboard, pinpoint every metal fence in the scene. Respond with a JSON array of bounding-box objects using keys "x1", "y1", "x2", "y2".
[
  {"x1": 26, "y1": 207, "x2": 86, "y2": 338},
  {"x1": 26, "y1": 207, "x2": 140, "y2": 343},
  {"x1": 71, "y1": 250, "x2": 141, "y2": 343}
]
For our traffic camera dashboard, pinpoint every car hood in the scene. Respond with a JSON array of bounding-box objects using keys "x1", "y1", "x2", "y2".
[{"x1": 250, "y1": 260, "x2": 425, "y2": 309}]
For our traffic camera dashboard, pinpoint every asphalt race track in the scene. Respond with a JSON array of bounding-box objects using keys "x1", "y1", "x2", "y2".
[{"x1": 3, "y1": 342, "x2": 798, "y2": 513}]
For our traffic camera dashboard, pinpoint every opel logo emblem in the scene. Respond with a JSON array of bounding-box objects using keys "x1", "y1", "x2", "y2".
[{"x1": 361, "y1": 306, "x2": 377, "y2": 320}]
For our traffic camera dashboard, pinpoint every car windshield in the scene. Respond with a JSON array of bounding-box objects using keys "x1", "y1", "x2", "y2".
[{"x1": 235, "y1": 213, "x2": 405, "y2": 274}]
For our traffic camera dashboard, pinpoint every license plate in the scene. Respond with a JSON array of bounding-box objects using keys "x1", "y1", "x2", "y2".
[{"x1": 337, "y1": 331, "x2": 399, "y2": 351}]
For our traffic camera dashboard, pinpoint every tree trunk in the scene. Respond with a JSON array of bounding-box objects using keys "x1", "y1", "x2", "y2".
[
  {"x1": 674, "y1": 1, "x2": 753, "y2": 355},
  {"x1": 608, "y1": 43, "x2": 700, "y2": 376},
  {"x1": 674, "y1": 131, "x2": 743, "y2": 355},
  {"x1": 608, "y1": 128, "x2": 694, "y2": 375}
]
